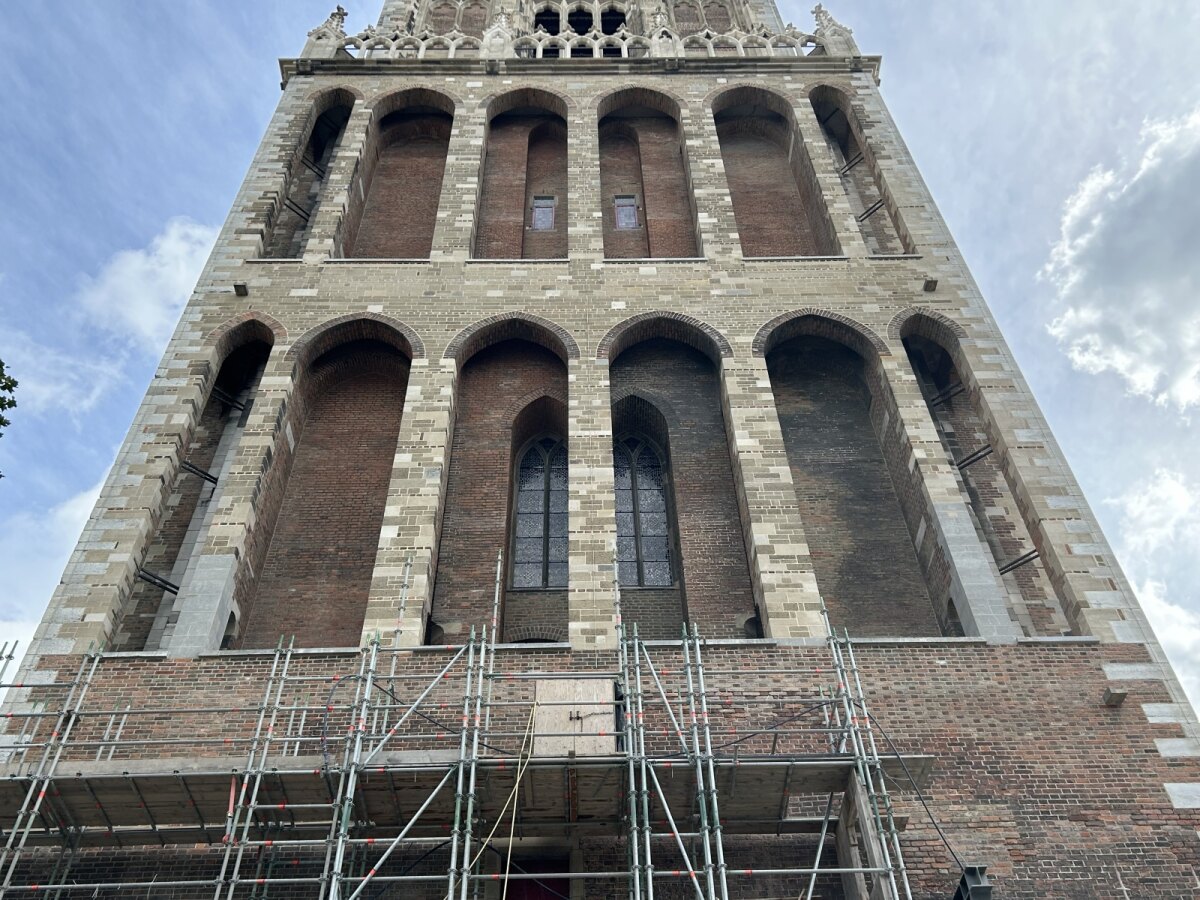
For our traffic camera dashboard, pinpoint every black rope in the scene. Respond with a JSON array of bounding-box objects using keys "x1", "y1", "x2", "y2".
[{"x1": 863, "y1": 708, "x2": 965, "y2": 873}]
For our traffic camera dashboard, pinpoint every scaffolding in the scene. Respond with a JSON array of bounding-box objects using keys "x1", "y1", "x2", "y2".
[{"x1": 0, "y1": 595, "x2": 933, "y2": 899}]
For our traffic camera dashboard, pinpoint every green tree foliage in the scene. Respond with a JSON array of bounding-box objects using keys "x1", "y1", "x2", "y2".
[{"x1": 0, "y1": 357, "x2": 16, "y2": 479}]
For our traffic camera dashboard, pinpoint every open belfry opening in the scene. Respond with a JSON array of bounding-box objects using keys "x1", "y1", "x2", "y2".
[{"x1": 2, "y1": 2, "x2": 1197, "y2": 899}]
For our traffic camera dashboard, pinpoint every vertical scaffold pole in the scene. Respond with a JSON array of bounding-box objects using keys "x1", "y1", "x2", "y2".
[
  {"x1": 320, "y1": 645, "x2": 371, "y2": 898},
  {"x1": 457, "y1": 624, "x2": 489, "y2": 900},
  {"x1": 225, "y1": 638, "x2": 295, "y2": 900},
  {"x1": 213, "y1": 640, "x2": 286, "y2": 900},
  {"x1": 615, "y1": 582, "x2": 643, "y2": 900},
  {"x1": 329, "y1": 637, "x2": 380, "y2": 900},
  {"x1": 689, "y1": 625, "x2": 729, "y2": 900},
  {"x1": 445, "y1": 628, "x2": 478, "y2": 900},
  {"x1": 680, "y1": 625, "x2": 717, "y2": 900},
  {"x1": 630, "y1": 625, "x2": 655, "y2": 900},
  {"x1": 825, "y1": 615, "x2": 901, "y2": 900},
  {"x1": 484, "y1": 550, "x2": 502, "y2": 738},
  {"x1": 0, "y1": 649, "x2": 100, "y2": 896},
  {"x1": 844, "y1": 637, "x2": 912, "y2": 900}
]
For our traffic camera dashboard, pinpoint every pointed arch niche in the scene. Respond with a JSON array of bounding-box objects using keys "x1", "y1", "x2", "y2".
[
  {"x1": 233, "y1": 318, "x2": 416, "y2": 649},
  {"x1": 343, "y1": 89, "x2": 456, "y2": 259},
  {"x1": 598, "y1": 88, "x2": 700, "y2": 259},
  {"x1": 809, "y1": 85, "x2": 910, "y2": 255},
  {"x1": 114, "y1": 320, "x2": 276, "y2": 650},
  {"x1": 603, "y1": 314, "x2": 753, "y2": 639},
  {"x1": 759, "y1": 313, "x2": 943, "y2": 636},
  {"x1": 431, "y1": 317, "x2": 575, "y2": 643},
  {"x1": 261, "y1": 90, "x2": 354, "y2": 258},
  {"x1": 474, "y1": 89, "x2": 570, "y2": 259},
  {"x1": 711, "y1": 86, "x2": 840, "y2": 258},
  {"x1": 898, "y1": 310, "x2": 1071, "y2": 635}
]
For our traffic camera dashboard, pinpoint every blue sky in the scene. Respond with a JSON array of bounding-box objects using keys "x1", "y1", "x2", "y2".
[{"x1": 1, "y1": 1, "x2": 1198, "y2": 705}]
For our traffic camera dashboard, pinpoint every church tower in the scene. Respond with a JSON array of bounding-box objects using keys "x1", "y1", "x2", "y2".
[{"x1": 2, "y1": 1, "x2": 1198, "y2": 896}]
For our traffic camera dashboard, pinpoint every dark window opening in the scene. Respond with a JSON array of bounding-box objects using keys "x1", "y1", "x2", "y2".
[
  {"x1": 601, "y1": 8, "x2": 626, "y2": 34},
  {"x1": 534, "y1": 7, "x2": 561, "y2": 34},
  {"x1": 531, "y1": 196, "x2": 557, "y2": 230},
  {"x1": 615, "y1": 195, "x2": 639, "y2": 229},
  {"x1": 512, "y1": 436, "x2": 568, "y2": 590},
  {"x1": 567, "y1": 8, "x2": 594, "y2": 33},
  {"x1": 542, "y1": 45, "x2": 561, "y2": 58},
  {"x1": 570, "y1": 44, "x2": 593, "y2": 58},
  {"x1": 602, "y1": 44, "x2": 622, "y2": 58},
  {"x1": 615, "y1": 436, "x2": 673, "y2": 587}
]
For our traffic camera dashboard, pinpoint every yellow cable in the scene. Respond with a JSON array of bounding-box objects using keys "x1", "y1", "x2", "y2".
[{"x1": 442, "y1": 700, "x2": 539, "y2": 900}]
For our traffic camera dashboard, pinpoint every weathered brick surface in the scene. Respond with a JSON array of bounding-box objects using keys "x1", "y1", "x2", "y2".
[
  {"x1": 475, "y1": 114, "x2": 568, "y2": 259},
  {"x1": 611, "y1": 338, "x2": 755, "y2": 638},
  {"x1": 431, "y1": 340, "x2": 568, "y2": 640},
  {"x1": 769, "y1": 334, "x2": 938, "y2": 635},
  {"x1": 350, "y1": 111, "x2": 451, "y2": 258},
  {"x1": 239, "y1": 342, "x2": 409, "y2": 648},
  {"x1": 11, "y1": 639, "x2": 1198, "y2": 897},
  {"x1": 600, "y1": 113, "x2": 698, "y2": 258}
]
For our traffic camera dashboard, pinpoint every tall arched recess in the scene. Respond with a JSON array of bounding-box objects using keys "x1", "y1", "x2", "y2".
[
  {"x1": 261, "y1": 90, "x2": 354, "y2": 258},
  {"x1": 474, "y1": 89, "x2": 569, "y2": 259},
  {"x1": 602, "y1": 314, "x2": 754, "y2": 639},
  {"x1": 760, "y1": 313, "x2": 943, "y2": 636},
  {"x1": 898, "y1": 310, "x2": 1072, "y2": 635},
  {"x1": 343, "y1": 89, "x2": 455, "y2": 259},
  {"x1": 431, "y1": 316, "x2": 575, "y2": 644},
  {"x1": 711, "y1": 86, "x2": 839, "y2": 258},
  {"x1": 234, "y1": 319, "x2": 416, "y2": 649},
  {"x1": 597, "y1": 89, "x2": 700, "y2": 259},
  {"x1": 810, "y1": 85, "x2": 909, "y2": 255},
  {"x1": 113, "y1": 320, "x2": 276, "y2": 650}
]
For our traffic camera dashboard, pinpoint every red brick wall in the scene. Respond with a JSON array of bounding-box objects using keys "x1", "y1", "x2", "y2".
[
  {"x1": 238, "y1": 341, "x2": 409, "y2": 649},
  {"x1": 636, "y1": 117, "x2": 699, "y2": 258},
  {"x1": 459, "y1": 1, "x2": 487, "y2": 36},
  {"x1": 611, "y1": 339, "x2": 755, "y2": 638},
  {"x1": 351, "y1": 112, "x2": 452, "y2": 258},
  {"x1": 599, "y1": 115, "x2": 698, "y2": 259},
  {"x1": 474, "y1": 114, "x2": 568, "y2": 259},
  {"x1": 599, "y1": 125, "x2": 649, "y2": 258},
  {"x1": 768, "y1": 335, "x2": 939, "y2": 636},
  {"x1": 522, "y1": 120, "x2": 569, "y2": 259},
  {"x1": 16, "y1": 639, "x2": 1198, "y2": 897},
  {"x1": 716, "y1": 117, "x2": 833, "y2": 258},
  {"x1": 432, "y1": 341, "x2": 568, "y2": 640}
]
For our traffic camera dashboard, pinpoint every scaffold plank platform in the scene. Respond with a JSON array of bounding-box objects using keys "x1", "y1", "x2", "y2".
[{"x1": 0, "y1": 752, "x2": 932, "y2": 848}]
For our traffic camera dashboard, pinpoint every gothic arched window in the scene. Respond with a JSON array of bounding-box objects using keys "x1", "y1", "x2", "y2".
[
  {"x1": 512, "y1": 436, "x2": 569, "y2": 589},
  {"x1": 614, "y1": 436, "x2": 673, "y2": 587}
]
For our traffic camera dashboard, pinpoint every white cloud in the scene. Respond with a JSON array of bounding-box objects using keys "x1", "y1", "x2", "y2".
[
  {"x1": 1106, "y1": 469, "x2": 1200, "y2": 709},
  {"x1": 1135, "y1": 579, "x2": 1200, "y2": 708},
  {"x1": 77, "y1": 217, "x2": 217, "y2": 354},
  {"x1": 1, "y1": 329, "x2": 124, "y2": 415},
  {"x1": 0, "y1": 477, "x2": 103, "y2": 624},
  {"x1": 0, "y1": 478, "x2": 103, "y2": 694},
  {"x1": 1044, "y1": 109, "x2": 1200, "y2": 410}
]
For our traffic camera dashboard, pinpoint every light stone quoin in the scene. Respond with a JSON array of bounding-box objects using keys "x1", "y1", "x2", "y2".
[{"x1": 5, "y1": 1, "x2": 1199, "y2": 896}]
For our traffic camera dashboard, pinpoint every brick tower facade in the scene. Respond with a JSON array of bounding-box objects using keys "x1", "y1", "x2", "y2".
[{"x1": 3, "y1": 1, "x2": 1199, "y2": 897}]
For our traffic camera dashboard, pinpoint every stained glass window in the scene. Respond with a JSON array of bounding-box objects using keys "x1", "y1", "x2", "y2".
[
  {"x1": 614, "y1": 436, "x2": 673, "y2": 587},
  {"x1": 512, "y1": 436, "x2": 569, "y2": 589}
]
